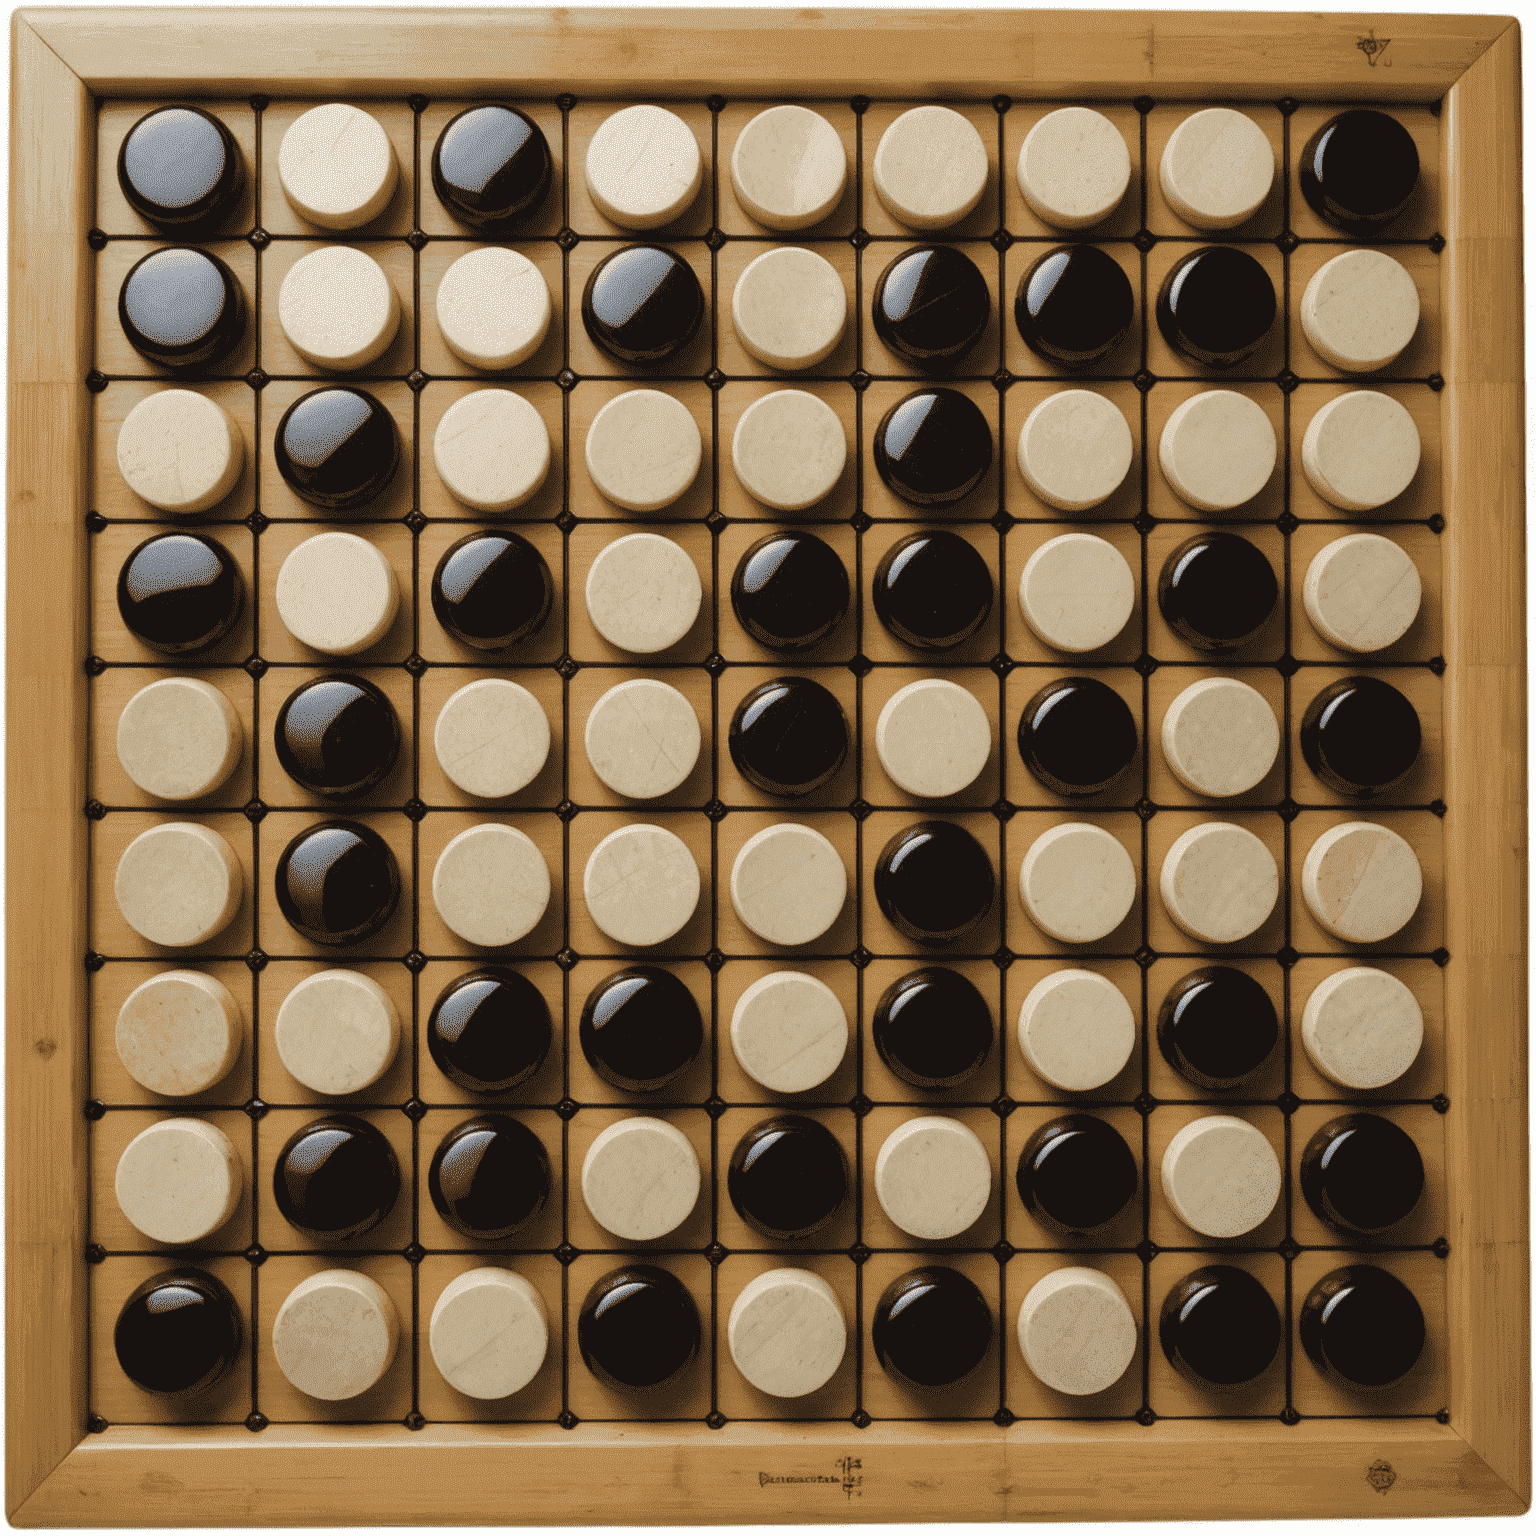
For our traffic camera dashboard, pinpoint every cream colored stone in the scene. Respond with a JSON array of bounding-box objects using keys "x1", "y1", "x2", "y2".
[
  {"x1": 114, "y1": 821, "x2": 243, "y2": 948},
  {"x1": 274, "y1": 969, "x2": 400, "y2": 1096},
  {"x1": 1303, "y1": 533, "x2": 1422, "y2": 653},
  {"x1": 1159, "y1": 108, "x2": 1274, "y2": 229},
  {"x1": 1017, "y1": 969, "x2": 1135, "y2": 1092},
  {"x1": 1016, "y1": 107, "x2": 1131, "y2": 230},
  {"x1": 585, "y1": 389, "x2": 702, "y2": 512},
  {"x1": 1160, "y1": 1114, "x2": 1282, "y2": 1237},
  {"x1": 730, "y1": 971, "x2": 848, "y2": 1093},
  {"x1": 730, "y1": 823, "x2": 847, "y2": 946},
  {"x1": 115, "y1": 969, "x2": 243, "y2": 1097},
  {"x1": 731, "y1": 247, "x2": 848, "y2": 371},
  {"x1": 874, "y1": 678, "x2": 991, "y2": 798},
  {"x1": 433, "y1": 389, "x2": 551, "y2": 512},
  {"x1": 1301, "y1": 391, "x2": 1421, "y2": 512},
  {"x1": 1301, "y1": 966, "x2": 1424, "y2": 1089},
  {"x1": 1017, "y1": 533, "x2": 1135, "y2": 654},
  {"x1": 429, "y1": 1267, "x2": 548, "y2": 1400},
  {"x1": 435, "y1": 247, "x2": 552, "y2": 371},
  {"x1": 278, "y1": 244, "x2": 400, "y2": 370},
  {"x1": 1016, "y1": 389, "x2": 1133, "y2": 512},
  {"x1": 433, "y1": 678, "x2": 550, "y2": 799},
  {"x1": 432, "y1": 823, "x2": 551, "y2": 947},
  {"x1": 873, "y1": 106, "x2": 989, "y2": 230},
  {"x1": 583, "y1": 823, "x2": 700, "y2": 946},
  {"x1": 1019, "y1": 823, "x2": 1136, "y2": 944},
  {"x1": 272, "y1": 1269, "x2": 399, "y2": 1400},
  {"x1": 1017, "y1": 1267, "x2": 1137, "y2": 1395},
  {"x1": 1159, "y1": 390, "x2": 1277, "y2": 512},
  {"x1": 1159, "y1": 822, "x2": 1278, "y2": 944},
  {"x1": 116, "y1": 389, "x2": 244, "y2": 514},
  {"x1": 730, "y1": 105, "x2": 847, "y2": 230},
  {"x1": 116, "y1": 677, "x2": 243, "y2": 801},
  {"x1": 115, "y1": 1117, "x2": 242, "y2": 1244},
  {"x1": 275, "y1": 532, "x2": 399, "y2": 656},
  {"x1": 584, "y1": 678, "x2": 701, "y2": 800},
  {"x1": 1160, "y1": 677, "x2": 1280, "y2": 798},
  {"x1": 731, "y1": 390, "x2": 846, "y2": 512},
  {"x1": 584, "y1": 533, "x2": 702, "y2": 653},
  {"x1": 1301, "y1": 821, "x2": 1423, "y2": 943},
  {"x1": 585, "y1": 105, "x2": 702, "y2": 229},
  {"x1": 581, "y1": 1116, "x2": 700, "y2": 1240},
  {"x1": 278, "y1": 103, "x2": 398, "y2": 229},
  {"x1": 728, "y1": 1268, "x2": 846, "y2": 1397},
  {"x1": 1301, "y1": 249, "x2": 1420, "y2": 373},
  {"x1": 874, "y1": 1115, "x2": 992, "y2": 1240}
]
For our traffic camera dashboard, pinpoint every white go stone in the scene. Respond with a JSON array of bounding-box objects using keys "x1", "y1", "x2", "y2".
[
  {"x1": 1159, "y1": 108, "x2": 1275, "y2": 229},
  {"x1": 1016, "y1": 389, "x2": 1133, "y2": 512},
  {"x1": 115, "y1": 970, "x2": 243, "y2": 1097},
  {"x1": 1017, "y1": 1267, "x2": 1137, "y2": 1396},
  {"x1": 728, "y1": 1268, "x2": 847, "y2": 1397},
  {"x1": 1158, "y1": 390, "x2": 1277, "y2": 512},
  {"x1": 275, "y1": 531, "x2": 399, "y2": 656},
  {"x1": 116, "y1": 677, "x2": 243, "y2": 801},
  {"x1": 585, "y1": 389, "x2": 702, "y2": 512},
  {"x1": 1302, "y1": 391, "x2": 1421, "y2": 512},
  {"x1": 585, "y1": 104, "x2": 702, "y2": 229},
  {"x1": 873, "y1": 106, "x2": 990, "y2": 230},
  {"x1": 1301, "y1": 821, "x2": 1423, "y2": 944},
  {"x1": 730, "y1": 971, "x2": 849, "y2": 1093},
  {"x1": 430, "y1": 1267, "x2": 549, "y2": 1400},
  {"x1": 116, "y1": 389, "x2": 244, "y2": 515},
  {"x1": 731, "y1": 247, "x2": 848, "y2": 371},
  {"x1": 1301, "y1": 967, "x2": 1425, "y2": 1090},
  {"x1": 115, "y1": 822, "x2": 243, "y2": 948},
  {"x1": 278, "y1": 244, "x2": 400, "y2": 370},
  {"x1": 874, "y1": 1115, "x2": 993, "y2": 1241},
  {"x1": 581, "y1": 1116, "x2": 700, "y2": 1240},
  {"x1": 1019, "y1": 823, "x2": 1137, "y2": 944},
  {"x1": 730, "y1": 105, "x2": 847, "y2": 230},
  {"x1": 115, "y1": 1117, "x2": 242, "y2": 1245},
  {"x1": 731, "y1": 390, "x2": 847, "y2": 512},
  {"x1": 272, "y1": 1269, "x2": 400, "y2": 1401},
  {"x1": 1160, "y1": 1114, "x2": 1282, "y2": 1237},
  {"x1": 875, "y1": 678, "x2": 991, "y2": 798},
  {"x1": 584, "y1": 678, "x2": 701, "y2": 800},
  {"x1": 1301, "y1": 249, "x2": 1421, "y2": 374},
  {"x1": 435, "y1": 247, "x2": 552, "y2": 371},
  {"x1": 584, "y1": 533, "x2": 702, "y2": 653},
  {"x1": 274, "y1": 969, "x2": 400, "y2": 1096},
  {"x1": 433, "y1": 388, "x2": 551, "y2": 513},
  {"x1": 1016, "y1": 107, "x2": 1131, "y2": 230},
  {"x1": 1303, "y1": 533, "x2": 1422, "y2": 653},
  {"x1": 1159, "y1": 822, "x2": 1279, "y2": 945},
  {"x1": 583, "y1": 823, "x2": 700, "y2": 946},
  {"x1": 1017, "y1": 969, "x2": 1136, "y2": 1093},
  {"x1": 278, "y1": 103, "x2": 398, "y2": 229},
  {"x1": 434, "y1": 679, "x2": 550, "y2": 800},
  {"x1": 433, "y1": 823, "x2": 551, "y2": 947},
  {"x1": 1160, "y1": 677, "x2": 1280, "y2": 798},
  {"x1": 730, "y1": 823, "x2": 848, "y2": 946},
  {"x1": 1017, "y1": 533, "x2": 1135, "y2": 654}
]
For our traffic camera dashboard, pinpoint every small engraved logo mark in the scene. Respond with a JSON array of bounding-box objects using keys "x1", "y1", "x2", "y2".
[
  {"x1": 757, "y1": 1457, "x2": 863, "y2": 1500},
  {"x1": 1357, "y1": 29, "x2": 1393, "y2": 67},
  {"x1": 1366, "y1": 1459, "x2": 1397, "y2": 1494}
]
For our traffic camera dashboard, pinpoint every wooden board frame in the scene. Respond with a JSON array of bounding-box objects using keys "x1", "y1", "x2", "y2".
[{"x1": 6, "y1": 7, "x2": 1526, "y2": 1523}]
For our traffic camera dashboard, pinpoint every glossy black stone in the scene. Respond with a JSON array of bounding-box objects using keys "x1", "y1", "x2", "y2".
[
  {"x1": 872, "y1": 1266, "x2": 994, "y2": 1388},
  {"x1": 727, "y1": 1115, "x2": 850, "y2": 1241},
  {"x1": 431, "y1": 530, "x2": 553, "y2": 651},
  {"x1": 872, "y1": 245, "x2": 991, "y2": 372},
  {"x1": 427, "y1": 968, "x2": 552, "y2": 1094},
  {"x1": 1299, "y1": 110, "x2": 1421, "y2": 239},
  {"x1": 431, "y1": 104, "x2": 553, "y2": 232},
  {"x1": 117, "y1": 105, "x2": 246, "y2": 235},
  {"x1": 872, "y1": 967, "x2": 994, "y2": 1090},
  {"x1": 1159, "y1": 1265, "x2": 1282, "y2": 1390},
  {"x1": 1016, "y1": 1113, "x2": 1138, "y2": 1236},
  {"x1": 274, "y1": 820, "x2": 401, "y2": 946},
  {"x1": 116, "y1": 532, "x2": 244, "y2": 654},
  {"x1": 1300, "y1": 676, "x2": 1422, "y2": 798},
  {"x1": 114, "y1": 1268, "x2": 242, "y2": 1396},
  {"x1": 1017, "y1": 677, "x2": 1138, "y2": 797},
  {"x1": 730, "y1": 531, "x2": 850, "y2": 652},
  {"x1": 272, "y1": 1113, "x2": 400, "y2": 1242},
  {"x1": 273, "y1": 387, "x2": 400, "y2": 512},
  {"x1": 578, "y1": 1264, "x2": 700, "y2": 1392},
  {"x1": 1014, "y1": 244, "x2": 1135, "y2": 369},
  {"x1": 1157, "y1": 966, "x2": 1279, "y2": 1091},
  {"x1": 1300, "y1": 1113, "x2": 1425, "y2": 1236},
  {"x1": 1155, "y1": 246, "x2": 1277, "y2": 370},
  {"x1": 1299, "y1": 1264, "x2": 1425, "y2": 1389},
  {"x1": 273, "y1": 674, "x2": 401, "y2": 797},
  {"x1": 579, "y1": 966, "x2": 704, "y2": 1093},
  {"x1": 728, "y1": 676, "x2": 849, "y2": 797},
  {"x1": 873, "y1": 388, "x2": 993, "y2": 509},
  {"x1": 428, "y1": 1114, "x2": 551, "y2": 1239},
  {"x1": 872, "y1": 530, "x2": 994, "y2": 651},
  {"x1": 118, "y1": 246, "x2": 246, "y2": 371},
  {"x1": 581, "y1": 245, "x2": 705, "y2": 365},
  {"x1": 1157, "y1": 532, "x2": 1278, "y2": 652},
  {"x1": 874, "y1": 820, "x2": 996, "y2": 948}
]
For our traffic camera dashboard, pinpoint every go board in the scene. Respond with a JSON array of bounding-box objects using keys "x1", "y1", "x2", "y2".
[{"x1": 6, "y1": 6, "x2": 1528, "y2": 1525}]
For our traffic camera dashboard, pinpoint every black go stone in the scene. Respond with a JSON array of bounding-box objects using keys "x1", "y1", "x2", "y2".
[
  {"x1": 1157, "y1": 966, "x2": 1279, "y2": 1091},
  {"x1": 873, "y1": 820, "x2": 996, "y2": 948},
  {"x1": 272, "y1": 1113, "x2": 400, "y2": 1242},
  {"x1": 273, "y1": 386, "x2": 400, "y2": 512},
  {"x1": 578, "y1": 1264, "x2": 700, "y2": 1392},
  {"x1": 1158, "y1": 531, "x2": 1278, "y2": 652},
  {"x1": 1299, "y1": 110, "x2": 1421, "y2": 239},
  {"x1": 274, "y1": 819, "x2": 401, "y2": 946},
  {"x1": 1016, "y1": 1113, "x2": 1138, "y2": 1236},
  {"x1": 273, "y1": 674, "x2": 401, "y2": 797},
  {"x1": 727, "y1": 1115, "x2": 850, "y2": 1241},
  {"x1": 1299, "y1": 1264, "x2": 1425, "y2": 1389},
  {"x1": 431, "y1": 104, "x2": 553, "y2": 231},
  {"x1": 1014, "y1": 244, "x2": 1135, "y2": 369},
  {"x1": 872, "y1": 967, "x2": 994, "y2": 1090},
  {"x1": 117, "y1": 105, "x2": 246, "y2": 235},
  {"x1": 118, "y1": 246, "x2": 246, "y2": 372},
  {"x1": 1300, "y1": 1113, "x2": 1425, "y2": 1236},
  {"x1": 428, "y1": 1113, "x2": 551, "y2": 1240},
  {"x1": 1156, "y1": 246, "x2": 1277, "y2": 370},
  {"x1": 872, "y1": 530, "x2": 994, "y2": 651},
  {"x1": 114, "y1": 1268, "x2": 242, "y2": 1397},
  {"x1": 1017, "y1": 676, "x2": 1139, "y2": 797},
  {"x1": 872, "y1": 245, "x2": 991, "y2": 372},
  {"x1": 578, "y1": 965, "x2": 703, "y2": 1093},
  {"x1": 730, "y1": 530, "x2": 849, "y2": 652},
  {"x1": 872, "y1": 1266, "x2": 994, "y2": 1388},
  {"x1": 581, "y1": 244, "x2": 705, "y2": 365},
  {"x1": 728, "y1": 676, "x2": 849, "y2": 797},
  {"x1": 432, "y1": 530, "x2": 553, "y2": 651},
  {"x1": 873, "y1": 388, "x2": 993, "y2": 509},
  {"x1": 1300, "y1": 676, "x2": 1422, "y2": 797},
  {"x1": 117, "y1": 532, "x2": 244, "y2": 654},
  {"x1": 427, "y1": 968, "x2": 552, "y2": 1094},
  {"x1": 1159, "y1": 1265, "x2": 1283, "y2": 1390}
]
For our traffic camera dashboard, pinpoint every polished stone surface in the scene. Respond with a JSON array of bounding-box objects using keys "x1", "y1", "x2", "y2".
[
  {"x1": 873, "y1": 388, "x2": 993, "y2": 508},
  {"x1": 1160, "y1": 1265, "x2": 1282, "y2": 1389},
  {"x1": 872, "y1": 530, "x2": 994, "y2": 651},
  {"x1": 579, "y1": 966, "x2": 704, "y2": 1093},
  {"x1": 1156, "y1": 246, "x2": 1277, "y2": 369},
  {"x1": 1300, "y1": 676, "x2": 1422, "y2": 798},
  {"x1": 1157, "y1": 531, "x2": 1278, "y2": 651},
  {"x1": 1300, "y1": 1113, "x2": 1424, "y2": 1235},
  {"x1": 728, "y1": 676, "x2": 849, "y2": 797},
  {"x1": 1014, "y1": 244, "x2": 1135, "y2": 368},
  {"x1": 874, "y1": 820, "x2": 996, "y2": 947},
  {"x1": 1299, "y1": 110, "x2": 1420, "y2": 239},
  {"x1": 272, "y1": 1112, "x2": 400, "y2": 1242},
  {"x1": 427, "y1": 968, "x2": 553, "y2": 1094},
  {"x1": 728, "y1": 1115, "x2": 850, "y2": 1240},
  {"x1": 274, "y1": 674, "x2": 401, "y2": 797},
  {"x1": 117, "y1": 532, "x2": 245, "y2": 655},
  {"x1": 114, "y1": 1268, "x2": 243, "y2": 1396},
  {"x1": 274, "y1": 386, "x2": 400, "y2": 512},
  {"x1": 872, "y1": 966, "x2": 994, "y2": 1090},
  {"x1": 118, "y1": 105, "x2": 245, "y2": 234},
  {"x1": 431, "y1": 104, "x2": 553, "y2": 231},
  {"x1": 1299, "y1": 1264, "x2": 1425, "y2": 1388},
  {"x1": 1016, "y1": 1112, "x2": 1138, "y2": 1235},
  {"x1": 578, "y1": 1264, "x2": 701, "y2": 1391},
  {"x1": 1157, "y1": 966, "x2": 1279, "y2": 1091},
  {"x1": 1017, "y1": 676, "x2": 1139, "y2": 796},
  {"x1": 431, "y1": 530, "x2": 553, "y2": 651},
  {"x1": 428, "y1": 1113, "x2": 552, "y2": 1239},
  {"x1": 872, "y1": 245, "x2": 990, "y2": 372},
  {"x1": 119, "y1": 246, "x2": 245, "y2": 371},
  {"x1": 273, "y1": 819, "x2": 401, "y2": 946},
  {"x1": 582, "y1": 244, "x2": 705, "y2": 364},
  {"x1": 730, "y1": 531, "x2": 850, "y2": 652},
  {"x1": 872, "y1": 1265, "x2": 994, "y2": 1388}
]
